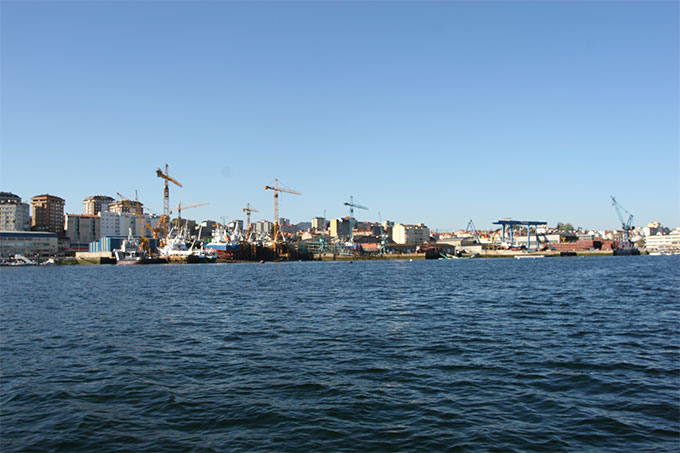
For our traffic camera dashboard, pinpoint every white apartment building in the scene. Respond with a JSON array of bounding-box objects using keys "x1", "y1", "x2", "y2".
[
  {"x1": 100, "y1": 212, "x2": 161, "y2": 238},
  {"x1": 255, "y1": 220, "x2": 274, "y2": 235},
  {"x1": 0, "y1": 200, "x2": 30, "y2": 231},
  {"x1": 645, "y1": 229, "x2": 680, "y2": 252},
  {"x1": 392, "y1": 223, "x2": 430, "y2": 245}
]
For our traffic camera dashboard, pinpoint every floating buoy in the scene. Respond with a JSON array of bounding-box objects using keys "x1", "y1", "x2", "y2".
[{"x1": 409, "y1": 259, "x2": 413, "y2": 262}]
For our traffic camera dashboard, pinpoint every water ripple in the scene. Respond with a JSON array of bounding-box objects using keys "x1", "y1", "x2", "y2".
[{"x1": 1, "y1": 256, "x2": 679, "y2": 451}]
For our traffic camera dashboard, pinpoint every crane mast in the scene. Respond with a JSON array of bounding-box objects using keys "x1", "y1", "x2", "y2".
[
  {"x1": 264, "y1": 179, "x2": 301, "y2": 242},
  {"x1": 610, "y1": 196, "x2": 634, "y2": 244},
  {"x1": 170, "y1": 201, "x2": 208, "y2": 233},
  {"x1": 156, "y1": 164, "x2": 182, "y2": 240},
  {"x1": 242, "y1": 203, "x2": 259, "y2": 236},
  {"x1": 343, "y1": 196, "x2": 368, "y2": 243}
]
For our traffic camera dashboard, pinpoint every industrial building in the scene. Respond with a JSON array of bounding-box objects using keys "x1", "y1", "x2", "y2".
[
  {"x1": 30, "y1": 194, "x2": 65, "y2": 235},
  {"x1": 0, "y1": 231, "x2": 58, "y2": 258},
  {"x1": 0, "y1": 192, "x2": 30, "y2": 231}
]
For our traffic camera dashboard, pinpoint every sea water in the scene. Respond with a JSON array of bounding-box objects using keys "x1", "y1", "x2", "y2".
[{"x1": 1, "y1": 256, "x2": 678, "y2": 451}]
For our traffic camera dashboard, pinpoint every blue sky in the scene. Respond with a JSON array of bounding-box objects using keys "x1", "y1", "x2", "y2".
[{"x1": 1, "y1": 1, "x2": 678, "y2": 231}]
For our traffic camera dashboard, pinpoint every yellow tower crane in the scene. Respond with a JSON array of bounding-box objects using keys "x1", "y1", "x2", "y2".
[
  {"x1": 169, "y1": 201, "x2": 209, "y2": 232},
  {"x1": 264, "y1": 179, "x2": 301, "y2": 242},
  {"x1": 155, "y1": 164, "x2": 182, "y2": 240},
  {"x1": 242, "y1": 203, "x2": 259, "y2": 238}
]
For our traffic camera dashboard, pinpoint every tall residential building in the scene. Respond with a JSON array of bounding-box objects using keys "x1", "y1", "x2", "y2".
[
  {"x1": 30, "y1": 194, "x2": 65, "y2": 235},
  {"x1": 0, "y1": 192, "x2": 30, "y2": 231},
  {"x1": 255, "y1": 220, "x2": 273, "y2": 235},
  {"x1": 311, "y1": 217, "x2": 326, "y2": 230},
  {"x1": 65, "y1": 214, "x2": 101, "y2": 247},
  {"x1": 392, "y1": 223, "x2": 430, "y2": 245},
  {"x1": 330, "y1": 218, "x2": 351, "y2": 238},
  {"x1": 109, "y1": 200, "x2": 144, "y2": 214},
  {"x1": 83, "y1": 195, "x2": 114, "y2": 215}
]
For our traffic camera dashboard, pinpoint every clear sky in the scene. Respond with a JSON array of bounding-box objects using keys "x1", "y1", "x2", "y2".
[{"x1": 1, "y1": 1, "x2": 678, "y2": 231}]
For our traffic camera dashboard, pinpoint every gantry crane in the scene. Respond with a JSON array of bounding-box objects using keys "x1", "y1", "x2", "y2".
[
  {"x1": 170, "y1": 201, "x2": 208, "y2": 232},
  {"x1": 466, "y1": 219, "x2": 481, "y2": 243},
  {"x1": 611, "y1": 196, "x2": 635, "y2": 245},
  {"x1": 156, "y1": 164, "x2": 182, "y2": 239},
  {"x1": 264, "y1": 179, "x2": 301, "y2": 242},
  {"x1": 343, "y1": 196, "x2": 368, "y2": 243},
  {"x1": 242, "y1": 203, "x2": 259, "y2": 237}
]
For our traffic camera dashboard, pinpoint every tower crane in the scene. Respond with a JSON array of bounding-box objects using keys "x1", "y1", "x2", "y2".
[
  {"x1": 610, "y1": 196, "x2": 634, "y2": 245},
  {"x1": 242, "y1": 203, "x2": 259, "y2": 236},
  {"x1": 343, "y1": 196, "x2": 368, "y2": 243},
  {"x1": 264, "y1": 179, "x2": 301, "y2": 242},
  {"x1": 170, "y1": 201, "x2": 208, "y2": 232},
  {"x1": 156, "y1": 164, "x2": 182, "y2": 239}
]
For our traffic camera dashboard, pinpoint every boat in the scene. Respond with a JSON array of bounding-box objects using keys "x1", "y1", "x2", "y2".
[
  {"x1": 0, "y1": 254, "x2": 38, "y2": 266},
  {"x1": 514, "y1": 255, "x2": 545, "y2": 259},
  {"x1": 158, "y1": 226, "x2": 216, "y2": 263},
  {"x1": 613, "y1": 247, "x2": 640, "y2": 256},
  {"x1": 114, "y1": 229, "x2": 166, "y2": 264},
  {"x1": 203, "y1": 224, "x2": 241, "y2": 260}
]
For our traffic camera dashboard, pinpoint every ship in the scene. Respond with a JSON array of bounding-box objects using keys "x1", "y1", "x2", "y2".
[
  {"x1": 158, "y1": 226, "x2": 216, "y2": 263},
  {"x1": 203, "y1": 224, "x2": 241, "y2": 260},
  {"x1": 114, "y1": 229, "x2": 166, "y2": 264}
]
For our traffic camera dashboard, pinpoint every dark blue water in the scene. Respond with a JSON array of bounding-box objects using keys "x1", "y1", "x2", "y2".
[{"x1": 2, "y1": 256, "x2": 679, "y2": 451}]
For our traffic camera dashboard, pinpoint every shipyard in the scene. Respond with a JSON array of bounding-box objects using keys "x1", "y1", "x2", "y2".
[
  {"x1": 0, "y1": 175, "x2": 677, "y2": 265},
  {"x1": 2, "y1": 1, "x2": 679, "y2": 452}
]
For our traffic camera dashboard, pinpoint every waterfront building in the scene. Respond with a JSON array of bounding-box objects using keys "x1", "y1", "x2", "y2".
[
  {"x1": 65, "y1": 214, "x2": 100, "y2": 249},
  {"x1": 330, "y1": 218, "x2": 350, "y2": 238},
  {"x1": 30, "y1": 194, "x2": 65, "y2": 236},
  {"x1": 0, "y1": 192, "x2": 30, "y2": 231},
  {"x1": 83, "y1": 195, "x2": 114, "y2": 215},
  {"x1": 645, "y1": 229, "x2": 680, "y2": 252},
  {"x1": 392, "y1": 223, "x2": 430, "y2": 245},
  {"x1": 0, "y1": 231, "x2": 58, "y2": 258}
]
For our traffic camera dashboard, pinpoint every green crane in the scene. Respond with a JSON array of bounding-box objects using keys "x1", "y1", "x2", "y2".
[{"x1": 343, "y1": 196, "x2": 368, "y2": 243}]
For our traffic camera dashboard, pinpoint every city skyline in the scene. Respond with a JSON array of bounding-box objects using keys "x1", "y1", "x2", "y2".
[{"x1": 1, "y1": 1, "x2": 678, "y2": 231}]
